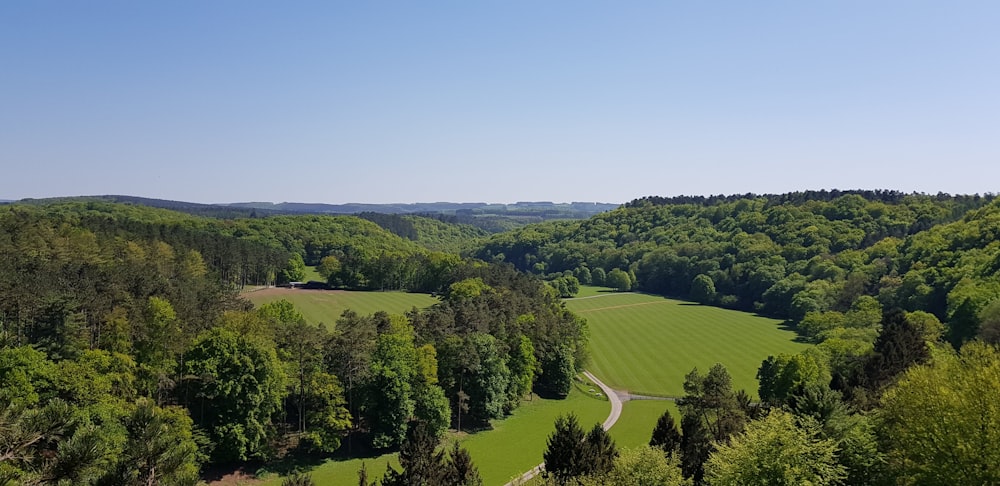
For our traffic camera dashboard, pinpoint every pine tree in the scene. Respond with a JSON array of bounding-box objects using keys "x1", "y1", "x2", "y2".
[
  {"x1": 583, "y1": 423, "x2": 617, "y2": 476},
  {"x1": 542, "y1": 413, "x2": 587, "y2": 484},
  {"x1": 380, "y1": 421, "x2": 446, "y2": 486},
  {"x1": 445, "y1": 442, "x2": 483, "y2": 486},
  {"x1": 649, "y1": 409, "x2": 683, "y2": 457},
  {"x1": 865, "y1": 309, "x2": 930, "y2": 392}
]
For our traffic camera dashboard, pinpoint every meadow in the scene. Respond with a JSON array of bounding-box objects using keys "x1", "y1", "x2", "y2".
[
  {"x1": 609, "y1": 400, "x2": 679, "y2": 449},
  {"x1": 565, "y1": 291, "x2": 809, "y2": 398},
  {"x1": 260, "y1": 385, "x2": 609, "y2": 486},
  {"x1": 245, "y1": 288, "x2": 438, "y2": 326}
]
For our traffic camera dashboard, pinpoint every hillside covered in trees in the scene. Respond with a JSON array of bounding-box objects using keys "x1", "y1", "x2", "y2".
[
  {"x1": 475, "y1": 191, "x2": 1000, "y2": 347},
  {"x1": 0, "y1": 201, "x2": 585, "y2": 484},
  {"x1": 2, "y1": 191, "x2": 1000, "y2": 485}
]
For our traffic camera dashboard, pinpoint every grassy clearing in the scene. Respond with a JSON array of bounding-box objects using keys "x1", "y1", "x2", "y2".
[
  {"x1": 258, "y1": 384, "x2": 609, "y2": 486},
  {"x1": 246, "y1": 288, "x2": 437, "y2": 327},
  {"x1": 301, "y1": 265, "x2": 324, "y2": 282},
  {"x1": 610, "y1": 400, "x2": 679, "y2": 449},
  {"x1": 570, "y1": 285, "x2": 618, "y2": 298},
  {"x1": 458, "y1": 383, "x2": 608, "y2": 485},
  {"x1": 566, "y1": 292, "x2": 808, "y2": 398}
]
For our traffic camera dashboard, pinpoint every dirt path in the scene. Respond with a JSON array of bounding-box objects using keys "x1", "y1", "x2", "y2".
[{"x1": 503, "y1": 371, "x2": 624, "y2": 486}]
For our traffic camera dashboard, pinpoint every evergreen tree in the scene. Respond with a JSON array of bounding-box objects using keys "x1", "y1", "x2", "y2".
[
  {"x1": 583, "y1": 423, "x2": 618, "y2": 477},
  {"x1": 864, "y1": 309, "x2": 930, "y2": 393},
  {"x1": 380, "y1": 421, "x2": 446, "y2": 486},
  {"x1": 445, "y1": 442, "x2": 483, "y2": 486},
  {"x1": 649, "y1": 409, "x2": 683, "y2": 457},
  {"x1": 542, "y1": 413, "x2": 588, "y2": 484}
]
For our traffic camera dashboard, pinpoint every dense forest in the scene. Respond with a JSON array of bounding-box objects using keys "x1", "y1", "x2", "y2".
[
  {"x1": 475, "y1": 191, "x2": 1000, "y2": 485},
  {"x1": 0, "y1": 201, "x2": 585, "y2": 485},
  {"x1": 2, "y1": 191, "x2": 1000, "y2": 485}
]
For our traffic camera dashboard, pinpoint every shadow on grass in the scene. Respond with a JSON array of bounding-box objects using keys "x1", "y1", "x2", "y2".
[{"x1": 246, "y1": 432, "x2": 394, "y2": 480}]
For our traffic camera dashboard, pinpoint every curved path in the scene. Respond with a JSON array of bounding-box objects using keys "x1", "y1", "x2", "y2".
[{"x1": 502, "y1": 371, "x2": 623, "y2": 486}]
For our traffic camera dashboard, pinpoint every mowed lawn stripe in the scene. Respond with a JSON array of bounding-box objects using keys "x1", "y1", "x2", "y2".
[{"x1": 567, "y1": 293, "x2": 809, "y2": 398}]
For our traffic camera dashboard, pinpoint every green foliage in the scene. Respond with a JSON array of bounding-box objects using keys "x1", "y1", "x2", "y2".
[
  {"x1": 444, "y1": 442, "x2": 483, "y2": 486},
  {"x1": 879, "y1": 341, "x2": 1000, "y2": 485},
  {"x1": 606, "y1": 269, "x2": 632, "y2": 292},
  {"x1": 579, "y1": 446, "x2": 690, "y2": 486},
  {"x1": 756, "y1": 351, "x2": 829, "y2": 407},
  {"x1": 100, "y1": 398, "x2": 201, "y2": 486},
  {"x1": 863, "y1": 310, "x2": 930, "y2": 394},
  {"x1": 584, "y1": 423, "x2": 618, "y2": 476},
  {"x1": 507, "y1": 334, "x2": 538, "y2": 409},
  {"x1": 703, "y1": 409, "x2": 845, "y2": 486},
  {"x1": 549, "y1": 275, "x2": 580, "y2": 298},
  {"x1": 541, "y1": 413, "x2": 588, "y2": 484},
  {"x1": 365, "y1": 325, "x2": 418, "y2": 449},
  {"x1": 380, "y1": 421, "x2": 446, "y2": 486},
  {"x1": 281, "y1": 473, "x2": 316, "y2": 486},
  {"x1": 649, "y1": 409, "x2": 682, "y2": 456},
  {"x1": 447, "y1": 277, "x2": 492, "y2": 301},
  {"x1": 689, "y1": 274, "x2": 716, "y2": 304},
  {"x1": 677, "y1": 364, "x2": 748, "y2": 483},
  {"x1": 591, "y1": 267, "x2": 606, "y2": 286},
  {"x1": 281, "y1": 253, "x2": 307, "y2": 283},
  {"x1": 181, "y1": 328, "x2": 286, "y2": 462},
  {"x1": 463, "y1": 333, "x2": 511, "y2": 425},
  {"x1": 537, "y1": 345, "x2": 575, "y2": 398}
]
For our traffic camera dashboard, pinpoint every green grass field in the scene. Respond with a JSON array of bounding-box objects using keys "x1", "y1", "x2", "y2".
[
  {"x1": 259, "y1": 385, "x2": 609, "y2": 486},
  {"x1": 246, "y1": 288, "x2": 438, "y2": 327},
  {"x1": 566, "y1": 292, "x2": 809, "y2": 398},
  {"x1": 571, "y1": 285, "x2": 617, "y2": 298},
  {"x1": 609, "y1": 400, "x2": 679, "y2": 449},
  {"x1": 302, "y1": 265, "x2": 324, "y2": 282}
]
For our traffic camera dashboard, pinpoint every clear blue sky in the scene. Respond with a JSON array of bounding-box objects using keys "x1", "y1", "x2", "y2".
[{"x1": 2, "y1": 1, "x2": 998, "y2": 204}]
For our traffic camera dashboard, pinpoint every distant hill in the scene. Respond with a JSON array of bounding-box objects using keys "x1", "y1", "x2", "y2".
[
  {"x1": 11, "y1": 195, "x2": 619, "y2": 232},
  {"x1": 227, "y1": 200, "x2": 619, "y2": 216}
]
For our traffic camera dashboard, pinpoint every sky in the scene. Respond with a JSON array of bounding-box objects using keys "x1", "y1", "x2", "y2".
[{"x1": 2, "y1": 1, "x2": 999, "y2": 204}]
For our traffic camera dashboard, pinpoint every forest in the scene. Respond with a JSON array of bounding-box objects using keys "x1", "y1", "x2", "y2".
[
  {"x1": 0, "y1": 202, "x2": 584, "y2": 485},
  {"x1": 1, "y1": 191, "x2": 999, "y2": 485}
]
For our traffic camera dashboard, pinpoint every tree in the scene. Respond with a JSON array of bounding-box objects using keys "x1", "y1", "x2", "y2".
[
  {"x1": 649, "y1": 409, "x2": 682, "y2": 457},
  {"x1": 444, "y1": 442, "x2": 483, "y2": 486},
  {"x1": 281, "y1": 253, "x2": 307, "y2": 283},
  {"x1": 606, "y1": 269, "x2": 632, "y2": 292},
  {"x1": 756, "y1": 351, "x2": 828, "y2": 407},
  {"x1": 506, "y1": 334, "x2": 538, "y2": 409},
  {"x1": 462, "y1": 333, "x2": 511, "y2": 426},
  {"x1": 364, "y1": 326, "x2": 417, "y2": 449},
  {"x1": 977, "y1": 299, "x2": 1000, "y2": 344},
  {"x1": 864, "y1": 309, "x2": 930, "y2": 393},
  {"x1": 579, "y1": 446, "x2": 690, "y2": 486},
  {"x1": 703, "y1": 409, "x2": 845, "y2": 486},
  {"x1": 879, "y1": 341, "x2": 1000, "y2": 485},
  {"x1": 317, "y1": 255, "x2": 342, "y2": 282},
  {"x1": 537, "y1": 344, "x2": 574, "y2": 398},
  {"x1": 542, "y1": 413, "x2": 588, "y2": 484},
  {"x1": 413, "y1": 344, "x2": 450, "y2": 438},
  {"x1": 591, "y1": 268, "x2": 606, "y2": 286},
  {"x1": 181, "y1": 328, "x2": 286, "y2": 462},
  {"x1": 676, "y1": 364, "x2": 748, "y2": 483},
  {"x1": 135, "y1": 296, "x2": 184, "y2": 402},
  {"x1": 583, "y1": 423, "x2": 618, "y2": 477},
  {"x1": 380, "y1": 421, "x2": 446, "y2": 486},
  {"x1": 100, "y1": 398, "x2": 201, "y2": 486},
  {"x1": 690, "y1": 274, "x2": 716, "y2": 304}
]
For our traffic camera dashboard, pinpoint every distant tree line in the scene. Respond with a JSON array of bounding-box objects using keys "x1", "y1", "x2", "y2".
[{"x1": 475, "y1": 193, "x2": 1000, "y2": 354}]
